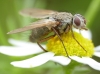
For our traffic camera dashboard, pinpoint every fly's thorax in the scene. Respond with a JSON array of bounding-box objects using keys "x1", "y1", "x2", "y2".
[
  {"x1": 49, "y1": 12, "x2": 73, "y2": 33},
  {"x1": 51, "y1": 12, "x2": 73, "y2": 24}
]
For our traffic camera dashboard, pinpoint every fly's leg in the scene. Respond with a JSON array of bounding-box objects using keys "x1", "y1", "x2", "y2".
[
  {"x1": 70, "y1": 25, "x2": 87, "y2": 53},
  {"x1": 51, "y1": 27, "x2": 71, "y2": 59},
  {"x1": 37, "y1": 34, "x2": 55, "y2": 52}
]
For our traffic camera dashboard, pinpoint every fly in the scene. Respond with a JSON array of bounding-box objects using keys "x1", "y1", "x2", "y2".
[{"x1": 7, "y1": 8, "x2": 87, "y2": 57}]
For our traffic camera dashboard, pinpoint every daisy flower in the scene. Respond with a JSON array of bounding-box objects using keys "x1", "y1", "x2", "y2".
[{"x1": 0, "y1": 30, "x2": 100, "y2": 71}]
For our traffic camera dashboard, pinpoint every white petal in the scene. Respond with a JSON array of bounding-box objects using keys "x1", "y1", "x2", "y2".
[
  {"x1": 0, "y1": 46, "x2": 43, "y2": 56},
  {"x1": 11, "y1": 52, "x2": 55, "y2": 68},
  {"x1": 70, "y1": 56, "x2": 87, "y2": 64},
  {"x1": 73, "y1": 29, "x2": 92, "y2": 39},
  {"x1": 9, "y1": 39, "x2": 45, "y2": 48},
  {"x1": 71, "y1": 56, "x2": 100, "y2": 70},
  {"x1": 81, "y1": 30, "x2": 92, "y2": 39},
  {"x1": 82, "y1": 58, "x2": 100, "y2": 71},
  {"x1": 51, "y1": 56, "x2": 71, "y2": 65},
  {"x1": 94, "y1": 52, "x2": 100, "y2": 57},
  {"x1": 95, "y1": 45, "x2": 100, "y2": 51}
]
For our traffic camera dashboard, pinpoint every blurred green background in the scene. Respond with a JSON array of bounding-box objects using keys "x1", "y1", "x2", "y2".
[{"x1": 0, "y1": 0, "x2": 100, "y2": 74}]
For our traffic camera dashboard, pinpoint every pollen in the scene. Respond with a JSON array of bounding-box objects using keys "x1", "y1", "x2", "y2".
[{"x1": 46, "y1": 31, "x2": 94, "y2": 57}]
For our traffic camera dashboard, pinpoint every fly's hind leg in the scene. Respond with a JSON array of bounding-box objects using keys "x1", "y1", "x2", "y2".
[{"x1": 37, "y1": 34, "x2": 55, "y2": 52}]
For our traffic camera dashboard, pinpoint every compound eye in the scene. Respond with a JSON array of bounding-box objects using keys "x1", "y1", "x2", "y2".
[{"x1": 74, "y1": 16, "x2": 81, "y2": 26}]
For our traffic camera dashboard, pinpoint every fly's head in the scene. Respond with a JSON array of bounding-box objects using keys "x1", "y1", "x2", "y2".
[{"x1": 72, "y1": 14, "x2": 87, "y2": 30}]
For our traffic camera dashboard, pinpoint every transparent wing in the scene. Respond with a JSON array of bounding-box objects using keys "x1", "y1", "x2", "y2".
[
  {"x1": 19, "y1": 8, "x2": 57, "y2": 18},
  {"x1": 7, "y1": 19, "x2": 58, "y2": 34}
]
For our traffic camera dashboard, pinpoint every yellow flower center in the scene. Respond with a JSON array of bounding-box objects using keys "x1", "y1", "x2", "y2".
[{"x1": 46, "y1": 31, "x2": 94, "y2": 57}]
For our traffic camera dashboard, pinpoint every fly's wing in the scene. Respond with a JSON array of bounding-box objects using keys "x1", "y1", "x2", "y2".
[
  {"x1": 7, "y1": 19, "x2": 58, "y2": 34},
  {"x1": 19, "y1": 8, "x2": 57, "y2": 18}
]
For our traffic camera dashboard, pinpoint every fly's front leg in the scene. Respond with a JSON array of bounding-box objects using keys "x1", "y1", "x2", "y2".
[
  {"x1": 37, "y1": 34, "x2": 55, "y2": 52},
  {"x1": 70, "y1": 25, "x2": 87, "y2": 53},
  {"x1": 51, "y1": 27, "x2": 71, "y2": 58}
]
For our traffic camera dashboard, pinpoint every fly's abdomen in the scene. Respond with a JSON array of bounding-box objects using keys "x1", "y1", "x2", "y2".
[{"x1": 29, "y1": 27, "x2": 50, "y2": 42}]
